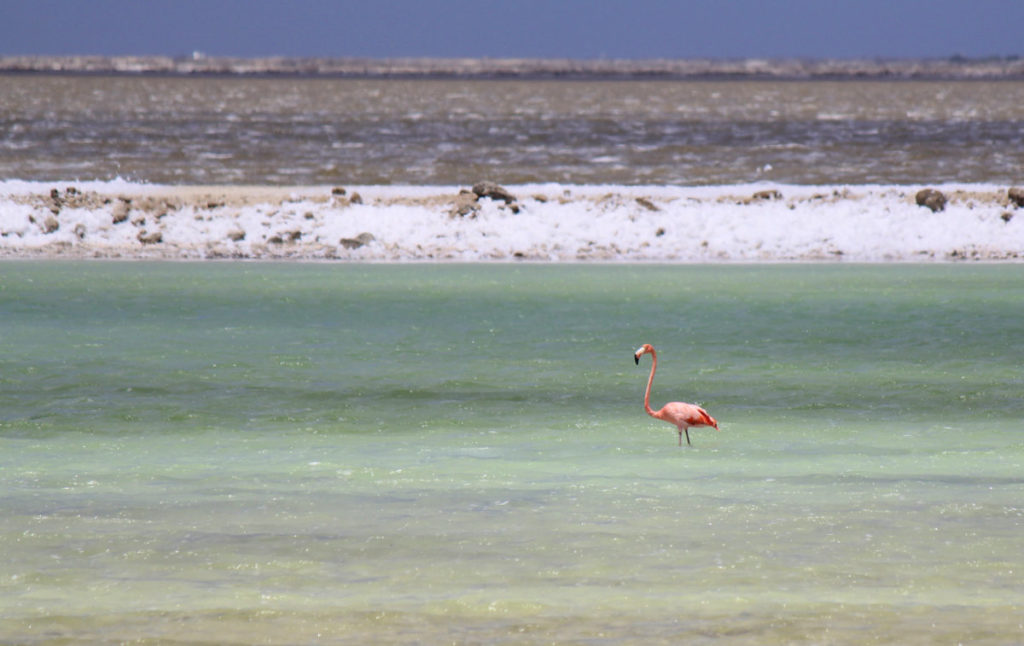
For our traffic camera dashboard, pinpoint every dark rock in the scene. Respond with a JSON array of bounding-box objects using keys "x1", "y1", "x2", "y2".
[
  {"x1": 349, "y1": 192, "x2": 363, "y2": 205},
  {"x1": 340, "y1": 232, "x2": 375, "y2": 249},
  {"x1": 472, "y1": 181, "x2": 516, "y2": 204},
  {"x1": 48, "y1": 188, "x2": 63, "y2": 214},
  {"x1": 1001, "y1": 211, "x2": 1014, "y2": 223},
  {"x1": 227, "y1": 229, "x2": 246, "y2": 241},
  {"x1": 269, "y1": 230, "x2": 301, "y2": 244},
  {"x1": 636, "y1": 197, "x2": 660, "y2": 211},
  {"x1": 137, "y1": 231, "x2": 162, "y2": 244},
  {"x1": 752, "y1": 189, "x2": 782, "y2": 201},
  {"x1": 331, "y1": 186, "x2": 347, "y2": 196},
  {"x1": 655, "y1": 227, "x2": 666, "y2": 237},
  {"x1": 41, "y1": 216, "x2": 59, "y2": 234},
  {"x1": 1008, "y1": 187, "x2": 1024, "y2": 208},
  {"x1": 73, "y1": 223, "x2": 86, "y2": 239},
  {"x1": 915, "y1": 188, "x2": 947, "y2": 212}
]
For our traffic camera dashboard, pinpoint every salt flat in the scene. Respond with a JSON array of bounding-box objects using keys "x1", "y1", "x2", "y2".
[{"x1": 1, "y1": 181, "x2": 1021, "y2": 261}]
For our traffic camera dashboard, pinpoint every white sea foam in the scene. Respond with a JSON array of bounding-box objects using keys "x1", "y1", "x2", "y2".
[{"x1": 1, "y1": 180, "x2": 1021, "y2": 261}]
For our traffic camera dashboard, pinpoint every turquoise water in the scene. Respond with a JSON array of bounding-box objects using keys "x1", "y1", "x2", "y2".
[{"x1": 1, "y1": 262, "x2": 1022, "y2": 644}]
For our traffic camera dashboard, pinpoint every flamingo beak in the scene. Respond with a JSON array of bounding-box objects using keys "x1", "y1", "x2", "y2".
[{"x1": 634, "y1": 345, "x2": 645, "y2": 365}]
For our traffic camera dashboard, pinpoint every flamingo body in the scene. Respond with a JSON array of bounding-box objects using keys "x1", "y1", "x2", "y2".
[{"x1": 634, "y1": 343, "x2": 718, "y2": 446}]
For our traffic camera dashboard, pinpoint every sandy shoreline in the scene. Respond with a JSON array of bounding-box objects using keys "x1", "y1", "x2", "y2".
[{"x1": 2, "y1": 181, "x2": 1022, "y2": 262}]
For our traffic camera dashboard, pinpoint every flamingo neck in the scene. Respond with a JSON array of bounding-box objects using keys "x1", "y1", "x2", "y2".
[{"x1": 643, "y1": 348, "x2": 658, "y2": 417}]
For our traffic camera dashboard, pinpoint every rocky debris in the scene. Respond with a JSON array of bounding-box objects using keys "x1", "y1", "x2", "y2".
[
  {"x1": 1008, "y1": 187, "x2": 1024, "y2": 208},
  {"x1": 40, "y1": 215, "x2": 59, "y2": 234},
  {"x1": 137, "y1": 196, "x2": 183, "y2": 217},
  {"x1": 45, "y1": 186, "x2": 112, "y2": 215},
  {"x1": 655, "y1": 227, "x2": 666, "y2": 237},
  {"x1": 449, "y1": 190, "x2": 482, "y2": 218},
  {"x1": 635, "y1": 197, "x2": 660, "y2": 211},
  {"x1": 49, "y1": 189, "x2": 62, "y2": 214},
  {"x1": 330, "y1": 187, "x2": 363, "y2": 208},
  {"x1": 915, "y1": 188, "x2": 947, "y2": 212},
  {"x1": 73, "y1": 223, "x2": 86, "y2": 239},
  {"x1": 472, "y1": 181, "x2": 517, "y2": 204},
  {"x1": 111, "y1": 199, "x2": 131, "y2": 224},
  {"x1": 137, "y1": 231, "x2": 162, "y2": 244},
  {"x1": 227, "y1": 229, "x2": 246, "y2": 242},
  {"x1": 37, "y1": 189, "x2": 173, "y2": 227},
  {"x1": 1001, "y1": 212, "x2": 1014, "y2": 223},
  {"x1": 340, "y1": 232, "x2": 375, "y2": 249},
  {"x1": 752, "y1": 189, "x2": 783, "y2": 201},
  {"x1": 732, "y1": 189, "x2": 784, "y2": 205},
  {"x1": 449, "y1": 182, "x2": 521, "y2": 217},
  {"x1": 268, "y1": 230, "x2": 302, "y2": 244},
  {"x1": 948, "y1": 248, "x2": 981, "y2": 260}
]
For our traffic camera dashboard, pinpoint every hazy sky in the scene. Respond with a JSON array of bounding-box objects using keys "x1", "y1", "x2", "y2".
[{"x1": 2, "y1": 0, "x2": 1021, "y2": 60}]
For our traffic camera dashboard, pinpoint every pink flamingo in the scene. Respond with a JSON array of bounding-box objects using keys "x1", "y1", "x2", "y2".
[{"x1": 634, "y1": 343, "x2": 719, "y2": 446}]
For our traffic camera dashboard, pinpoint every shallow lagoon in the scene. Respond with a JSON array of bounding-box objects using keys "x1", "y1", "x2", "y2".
[{"x1": 1, "y1": 262, "x2": 1022, "y2": 643}]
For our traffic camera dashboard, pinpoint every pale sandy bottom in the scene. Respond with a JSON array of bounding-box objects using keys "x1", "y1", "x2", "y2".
[{"x1": 1, "y1": 181, "x2": 1022, "y2": 261}]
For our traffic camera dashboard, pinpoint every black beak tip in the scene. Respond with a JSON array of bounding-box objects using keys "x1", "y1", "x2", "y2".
[{"x1": 634, "y1": 355, "x2": 639, "y2": 365}]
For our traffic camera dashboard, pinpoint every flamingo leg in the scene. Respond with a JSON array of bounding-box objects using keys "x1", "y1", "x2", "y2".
[{"x1": 684, "y1": 428, "x2": 692, "y2": 446}]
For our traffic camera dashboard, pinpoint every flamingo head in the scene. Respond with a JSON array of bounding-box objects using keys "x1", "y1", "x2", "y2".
[{"x1": 633, "y1": 343, "x2": 654, "y2": 365}]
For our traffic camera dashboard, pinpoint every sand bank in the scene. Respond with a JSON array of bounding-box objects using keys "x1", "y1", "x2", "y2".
[{"x1": 1, "y1": 181, "x2": 1022, "y2": 262}]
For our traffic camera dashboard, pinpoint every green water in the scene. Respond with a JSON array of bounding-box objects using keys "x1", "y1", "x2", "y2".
[{"x1": 1, "y1": 262, "x2": 1022, "y2": 644}]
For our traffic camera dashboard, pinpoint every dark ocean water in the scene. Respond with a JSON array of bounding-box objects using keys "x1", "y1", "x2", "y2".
[{"x1": 2, "y1": 75, "x2": 1023, "y2": 185}]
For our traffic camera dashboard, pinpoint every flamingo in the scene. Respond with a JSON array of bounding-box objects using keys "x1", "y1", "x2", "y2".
[{"x1": 634, "y1": 343, "x2": 719, "y2": 446}]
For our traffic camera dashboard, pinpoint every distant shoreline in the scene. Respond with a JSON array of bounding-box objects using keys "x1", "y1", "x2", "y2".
[{"x1": 3, "y1": 55, "x2": 1024, "y2": 81}]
